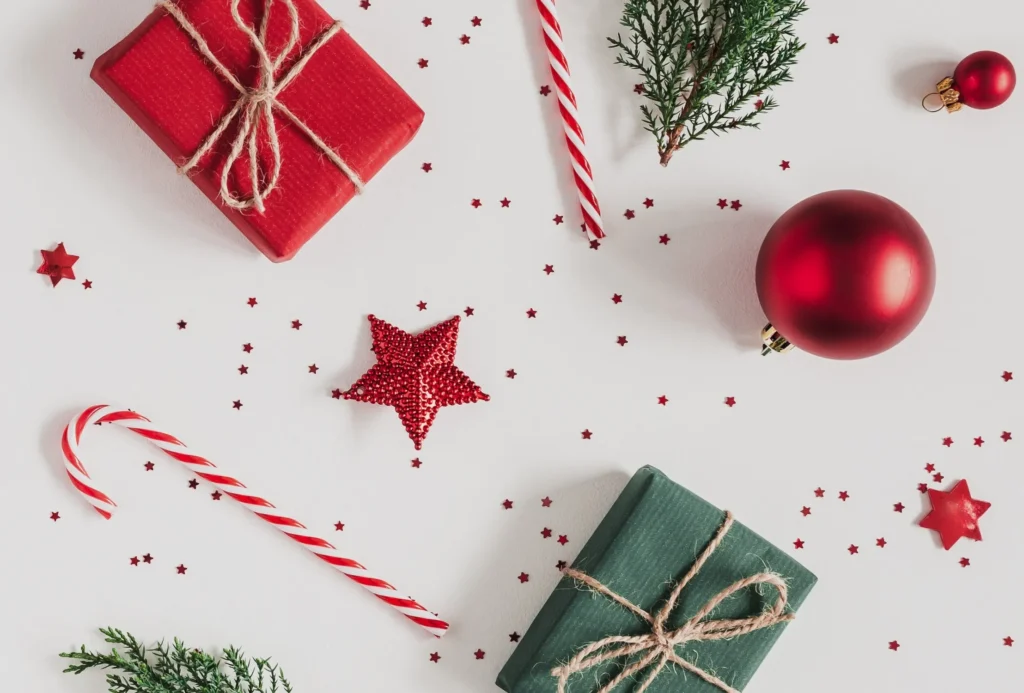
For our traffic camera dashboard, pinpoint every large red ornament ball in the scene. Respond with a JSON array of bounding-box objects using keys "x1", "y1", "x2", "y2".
[
  {"x1": 953, "y1": 50, "x2": 1016, "y2": 109},
  {"x1": 756, "y1": 190, "x2": 935, "y2": 360}
]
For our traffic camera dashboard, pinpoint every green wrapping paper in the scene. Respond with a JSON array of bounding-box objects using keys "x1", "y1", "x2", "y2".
[{"x1": 496, "y1": 466, "x2": 817, "y2": 693}]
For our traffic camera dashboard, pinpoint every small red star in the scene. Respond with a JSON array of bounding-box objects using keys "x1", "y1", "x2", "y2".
[
  {"x1": 308, "y1": 364, "x2": 319, "y2": 374},
  {"x1": 800, "y1": 506, "x2": 811, "y2": 517},
  {"x1": 876, "y1": 537, "x2": 887, "y2": 548},
  {"x1": 624, "y1": 209, "x2": 635, "y2": 220},
  {"x1": 177, "y1": 320, "x2": 187, "y2": 330},
  {"x1": 814, "y1": 488, "x2": 825, "y2": 498},
  {"x1": 724, "y1": 396, "x2": 736, "y2": 407},
  {"x1": 633, "y1": 83, "x2": 644, "y2": 94},
  {"x1": 918, "y1": 483, "x2": 929, "y2": 493},
  {"x1": 474, "y1": 649, "x2": 486, "y2": 660},
  {"x1": 144, "y1": 461, "x2": 155, "y2": 471},
  {"x1": 933, "y1": 472, "x2": 944, "y2": 483},
  {"x1": 82, "y1": 279, "x2": 92, "y2": 289},
  {"x1": 526, "y1": 308, "x2": 537, "y2": 318},
  {"x1": 232, "y1": 400, "x2": 243, "y2": 410},
  {"x1": 411, "y1": 458, "x2": 422, "y2": 468},
  {"x1": 793, "y1": 538, "x2": 805, "y2": 549},
  {"x1": 509, "y1": 632, "x2": 520, "y2": 642},
  {"x1": 643, "y1": 198, "x2": 654, "y2": 208},
  {"x1": 176, "y1": 564, "x2": 187, "y2": 574},
  {"x1": 924, "y1": 463, "x2": 936, "y2": 473},
  {"x1": 557, "y1": 535, "x2": 569, "y2": 545},
  {"x1": 471, "y1": 16, "x2": 482, "y2": 27},
  {"x1": 754, "y1": 100, "x2": 764, "y2": 110},
  {"x1": 130, "y1": 556, "x2": 140, "y2": 566},
  {"x1": 359, "y1": 0, "x2": 370, "y2": 9},
  {"x1": 429, "y1": 652, "x2": 440, "y2": 663},
  {"x1": 589, "y1": 240, "x2": 601, "y2": 250},
  {"x1": 556, "y1": 560, "x2": 567, "y2": 570},
  {"x1": 243, "y1": 343, "x2": 253, "y2": 353},
  {"x1": 1002, "y1": 431, "x2": 1012, "y2": 442},
  {"x1": 552, "y1": 214, "x2": 563, "y2": 224},
  {"x1": 779, "y1": 160, "x2": 790, "y2": 171},
  {"x1": 247, "y1": 297, "x2": 257, "y2": 307},
  {"x1": 543, "y1": 264, "x2": 555, "y2": 275},
  {"x1": 50, "y1": 511, "x2": 60, "y2": 521},
  {"x1": 239, "y1": 365, "x2": 249, "y2": 375},
  {"x1": 188, "y1": 479, "x2": 199, "y2": 489},
  {"x1": 888, "y1": 640, "x2": 899, "y2": 651},
  {"x1": 974, "y1": 436, "x2": 984, "y2": 447},
  {"x1": 919, "y1": 479, "x2": 991, "y2": 550},
  {"x1": 611, "y1": 294, "x2": 623, "y2": 304},
  {"x1": 730, "y1": 200, "x2": 742, "y2": 211},
  {"x1": 73, "y1": 49, "x2": 85, "y2": 59},
  {"x1": 422, "y1": 17, "x2": 432, "y2": 27},
  {"x1": 459, "y1": 35, "x2": 470, "y2": 45},
  {"x1": 838, "y1": 490, "x2": 849, "y2": 501},
  {"x1": 657, "y1": 395, "x2": 668, "y2": 406},
  {"x1": 541, "y1": 497, "x2": 553, "y2": 508},
  {"x1": 959, "y1": 557, "x2": 970, "y2": 567},
  {"x1": 848, "y1": 544, "x2": 859, "y2": 555},
  {"x1": 541, "y1": 527, "x2": 552, "y2": 539},
  {"x1": 540, "y1": 85, "x2": 552, "y2": 96},
  {"x1": 464, "y1": 307, "x2": 475, "y2": 317},
  {"x1": 1005, "y1": 637, "x2": 1014, "y2": 647},
  {"x1": 942, "y1": 437, "x2": 953, "y2": 447},
  {"x1": 506, "y1": 369, "x2": 517, "y2": 379},
  {"x1": 1002, "y1": 371, "x2": 1013, "y2": 382},
  {"x1": 500, "y1": 197, "x2": 511, "y2": 208},
  {"x1": 717, "y1": 199, "x2": 728, "y2": 209},
  {"x1": 658, "y1": 234, "x2": 671, "y2": 245},
  {"x1": 502, "y1": 499, "x2": 513, "y2": 510},
  {"x1": 422, "y1": 162, "x2": 433, "y2": 172},
  {"x1": 211, "y1": 491, "x2": 222, "y2": 501},
  {"x1": 335, "y1": 522, "x2": 345, "y2": 531},
  {"x1": 827, "y1": 33, "x2": 839, "y2": 44},
  {"x1": 331, "y1": 388, "x2": 342, "y2": 399},
  {"x1": 143, "y1": 553, "x2": 153, "y2": 564},
  {"x1": 417, "y1": 301, "x2": 428, "y2": 311},
  {"x1": 418, "y1": 58, "x2": 429, "y2": 69},
  {"x1": 893, "y1": 502, "x2": 905, "y2": 513},
  {"x1": 471, "y1": 198, "x2": 482, "y2": 208},
  {"x1": 517, "y1": 573, "x2": 529, "y2": 583},
  {"x1": 616, "y1": 336, "x2": 628, "y2": 346},
  {"x1": 291, "y1": 320, "x2": 302, "y2": 330},
  {"x1": 581, "y1": 429, "x2": 592, "y2": 440}
]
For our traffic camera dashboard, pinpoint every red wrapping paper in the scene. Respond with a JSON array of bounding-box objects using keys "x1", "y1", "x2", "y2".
[{"x1": 92, "y1": 0, "x2": 424, "y2": 262}]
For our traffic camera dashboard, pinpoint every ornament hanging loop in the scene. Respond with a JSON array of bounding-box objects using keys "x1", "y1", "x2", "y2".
[{"x1": 920, "y1": 92, "x2": 946, "y2": 113}]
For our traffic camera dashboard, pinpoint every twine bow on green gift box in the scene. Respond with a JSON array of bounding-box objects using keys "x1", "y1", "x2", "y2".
[{"x1": 552, "y1": 512, "x2": 793, "y2": 693}]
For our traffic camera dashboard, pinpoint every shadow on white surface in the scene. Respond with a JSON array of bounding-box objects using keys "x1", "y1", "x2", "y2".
[{"x1": 887, "y1": 49, "x2": 960, "y2": 111}]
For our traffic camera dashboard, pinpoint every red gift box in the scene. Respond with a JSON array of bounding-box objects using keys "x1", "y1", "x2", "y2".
[{"x1": 93, "y1": 0, "x2": 424, "y2": 262}]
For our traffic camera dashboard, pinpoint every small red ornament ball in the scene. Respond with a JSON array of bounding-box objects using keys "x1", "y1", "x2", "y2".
[
  {"x1": 953, "y1": 51, "x2": 1015, "y2": 109},
  {"x1": 756, "y1": 190, "x2": 935, "y2": 360}
]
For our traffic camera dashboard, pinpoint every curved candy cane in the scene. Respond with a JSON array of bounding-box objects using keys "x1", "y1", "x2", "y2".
[{"x1": 61, "y1": 405, "x2": 448, "y2": 638}]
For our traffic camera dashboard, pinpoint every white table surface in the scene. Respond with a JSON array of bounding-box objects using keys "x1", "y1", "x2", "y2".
[{"x1": 3, "y1": 0, "x2": 1022, "y2": 691}]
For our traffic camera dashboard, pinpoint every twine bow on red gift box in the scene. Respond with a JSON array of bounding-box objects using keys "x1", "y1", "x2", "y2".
[{"x1": 159, "y1": 0, "x2": 365, "y2": 212}]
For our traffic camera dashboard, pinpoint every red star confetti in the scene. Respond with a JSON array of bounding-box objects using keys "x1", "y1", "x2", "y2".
[
  {"x1": 411, "y1": 458, "x2": 423, "y2": 468},
  {"x1": 1002, "y1": 431, "x2": 1012, "y2": 442},
  {"x1": 581, "y1": 429, "x2": 592, "y2": 440},
  {"x1": 540, "y1": 85, "x2": 552, "y2": 96},
  {"x1": 211, "y1": 491, "x2": 222, "y2": 501},
  {"x1": 924, "y1": 463, "x2": 936, "y2": 473},
  {"x1": 130, "y1": 556, "x2": 140, "y2": 566},
  {"x1": 1005, "y1": 637, "x2": 1014, "y2": 647},
  {"x1": 724, "y1": 396, "x2": 736, "y2": 407},
  {"x1": 541, "y1": 497, "x2": 553, "y2": 508},
  {"x1": 960, "y1": 557, "x2": 970, "y2": 567},
  {"x1": 471, "y1": 16, "x2": 482, "y2": 27},
  {"x1": 418, "y1": 58, "x2": 428, "y2": 69},
  {"x1": 827, "y1": 33, "x2": 839, "y2": 44},
  {"x1": 657, "y1": 395, "x2": 668, "y2": 405},
  {"x1": 459, "y1": 35, "x2": 470, "y2": 45},
  {"x1": 541, "y1": 528, "x2": 552, "y2": 539},
  {"x1": 308, "y1": 364, "x2": 319, "y2": 374},
  {"x1": 800, "y1": 506, "x2": 811, "y2": 517},
  {"x1": 82, "y1": 279, "x2": 92, "y2": 289},
  {"x1": 73, "y1": 49, "x2": 85, "y2": 59},
  {"x1": 239, "y1": 365, "x2": 249, "y2": 375},
  {"x1": 754, "y1": 100, "x2": 764, "y2": 110},
  {"x1": 556, "y1": 560, "x2": 567, "y2": 570},
  {"x1": 359, "y1": 0, "x2": 370, "y2": 9},
  {"x1": 888, "y1": 640, "x2": 899, "y2": 651},
  {"x1": 500, "y1": 197, "x2": 511, "y2": 208},
  {"x1": 643, "y1": 198, "x2": 654, "y2": 208},
  {"x1": 50, "y1": 512, "x2": 60, "y2": 521},
  {"x1": 611, "y1": 294, "x2": 623, "y2": 304},
  {"x1": 590, "y1": 240, "x2": 601, "y2": 250},
  {"x1": 502, "y1": 499, "x2": 513, "y2": 510},
  {"x1": 176, "y1": 564, "x2": 187, "y2": 574},
  {"x1": 291, "y1": 320, "x2": 302, "y2": 330},
  {"x1": 974, "y1": 436, "x2": 984, "y2": 447},
  {"x1": 557, "y1": 535, "x2": 569, "y2": 545},
  {"x1": 942, "y1": 437, "x2": 953, "y2": 447},
  {"x1": 917, "y1": 483, "x2": 929, "y2": 494},
  {"x1": 779, "y1": 160, "x2": 790, "y2": 170},
  {"x1": 919, "y1": 480, "x2": 991, "y2": 550},
  {"x1": 933, "y1": 472, "x2": 944, "y2": 483},
  {"x1": 717, "y1": 199, "x2": 728, "y2": 209},
  {"x1": 331, "y1": 388, "x2": 342, "y2": 399},
  {"x1": 659, "y1": 234, "x2": 671, "y2": 245},
  {"x1": 232, "y1": 400, "x2": 243, "y2": 410},
  {"x1": 177, "y1": 320, "x2": 187, "y2": 330},
  {"x1": 247, "y1": 297, "x2": 257, "y2": 307},
  {"x1": 1002, "y1": 371, "x2": 1013, "y2": 382},
  {"x1": 143, "y1": 554, "x2": 153, "y2": 564},
  {"x1": 616, "y1": 336, "x2": 628, "y2": 346},
  {"x1": 429, "y1": 652, "x2": 440, "y2": 663},
  {"x1": 793, "y1": 538, "x2": 804, "y2": 549},
  {"x1": 422, "y1": 17, "x2": 432, "y2": 27},
  {"x1": 509, "y1": 632, "x2": 520, "y2": 642},
  {"x1": 188, "y1": 479, "x2": 199, "y2": 489},
  {"x1": 144, "y1": 461, "x2": 154, "y2": 471},
  {"x1": 633, "y1": 83, "x2": 644, "y2": 94},
  {"x1": 848, "y1": 544, "x2": 859, "y2": 555},
  {"x1": 876, "y1": 538, "x2": 887, "y2": 548},
  {"x1": 543, "y1": 264, "x2": 555, "y2": 275},
  {"x1": 37, "y1": 243, "x2": 81, "y2": 286},
  {"x1": 552, "y1": 214, "x2": 563, "y2": 224},
  {"x1": 421, "y1": 162, "x2": 433, "y2": 172},
  {"x1": 893, "y1": 502, "x2": 905, "y2": 513},
  {"x1": 471, "y1": 198, "x2": 482, "y2": 208},
  {"x1": 417, "y1": 301, "x2": 428, "y2": 311},
  {"x1": 243, "y1": 343, "x2": 253, "y2": 353},
  {"x1": 475, "y1": 649, "x2": 486, "y2": 660},
  {"x1": 464, "y1": 307, "x2": 475, "y2": 317},
  {"x1": 730, "y1": 200, "x2": 742, "y2": 211},
  {"x1": 526, "y1": 308, "x2": 537, "y2": 318},
  {"x1": 341, "y1": 315, "x2": 488, "y2": 450},
  {"x1": 624, "y1": 209, "x2": 635, "y2": 220},
  {"x1": 814, "y1": 488, "x2": 825, "y2": 498},
  {"x1": 838, "y1": 491, "x2": 849, "y2": 501},
  {"x1": 334, "y1": 522, "x2": 345, "y2": 531},
  {"x1": 518, "y1": 573, "x2": 529, "y2": 584}
]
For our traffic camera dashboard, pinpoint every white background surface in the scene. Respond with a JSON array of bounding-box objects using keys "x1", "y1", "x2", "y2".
[{"x1": 2, "y1": 0, "x2": 1023, "y2": 691}]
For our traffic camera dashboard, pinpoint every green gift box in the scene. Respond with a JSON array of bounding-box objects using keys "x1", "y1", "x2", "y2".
[{"x1": 497, "y1": 466, "x2": 817, "y2": 693}]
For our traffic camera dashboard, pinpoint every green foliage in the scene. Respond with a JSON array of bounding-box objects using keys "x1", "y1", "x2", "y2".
[
  {"x1": 608, "y1": 0, "x2": 808, "y2": 166},
  {"x1": 60, "y1": 628, "x2": 293, "y2": 693}
]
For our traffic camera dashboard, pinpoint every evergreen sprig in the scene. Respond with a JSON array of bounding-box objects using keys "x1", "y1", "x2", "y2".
[
  {"x1": 60, "y1": 628, "x2": 293, "y2": 693},
  {"x1": 608, "y1": 0, "x2": 807, "y2": 166}
]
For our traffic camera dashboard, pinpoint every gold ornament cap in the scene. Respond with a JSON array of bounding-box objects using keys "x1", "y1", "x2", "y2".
[
  {"x1": 936, "y1": 77, "x2": 963, "y2": 113},
  {"x1": 761, "y1": 323, "x2": 795, "y2": 356}
]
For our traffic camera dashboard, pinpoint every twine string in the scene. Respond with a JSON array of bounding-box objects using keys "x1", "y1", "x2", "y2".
[
  {"x1": 157, "y1": 0, "x2": 365, "y2": 213},
  {"x1": 551, "y1": 512, "x2": 794, "y2": 693}
]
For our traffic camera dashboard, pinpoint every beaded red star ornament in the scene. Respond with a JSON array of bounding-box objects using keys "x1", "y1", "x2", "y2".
[{"x1": 343, "y1": 315, "x2": 489, "y2": 449}]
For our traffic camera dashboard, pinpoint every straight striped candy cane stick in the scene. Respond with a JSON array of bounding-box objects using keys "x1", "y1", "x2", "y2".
[
  {"x1": 536, "y1": 0, "x2": 605, "y2": 240},
  {"x1": 61, "y1": 405, "x2": 448, "y2": 638}
]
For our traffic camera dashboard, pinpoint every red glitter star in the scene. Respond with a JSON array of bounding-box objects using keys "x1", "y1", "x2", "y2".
[
  {"x1": 502, "y1": 499, "x2": 513, "y2": 510},
  {"x1": 474, "y1": 649, "x2": 486, "y2": 660},
  {"x1": 500, "y1": 198, "x2": 511, "y2": 208},
  {"x1": 624, "y1": 209, "x2": 635, "y2": 220},
  {"x1": 541, "y1": 528, "x2": 552, "y2": 539},
  {"x1": 541, "y1": 497, "x2": 553, "y2": 507},
  {"x1": 590, "y1": 240, "x2": 601, "y2": 250},
  {"x1": 876, "y1": 537, "x2": 887, "y2": 548},
  {"x1": 1005, "y1": 637, "x2": 1014, "y2": 647},
  {"x1": 188, "y1": 479, "x2": 199, "y2": 489},
  {"x1": 611, "y1": 294, "x2": 622, "y2": 304},
  {"x1": 827, "y1": 33, "x2": 839, "y2": 44},
  {"x1": 464, "y1": 307, "x2": 475, "y2": 317},
  {"x1": 754, "y1": 100, "x2": 764, "y2": 110},
  {"x1": 418, "y1": 58, "x2": 429, "y2": 69},
  {"x1": 974, "y1": 436, "x2": 984, "y2": 447},
  {"x1": 933, "y1": 472, "x2": 944, "y2": 482},
  {"x1": 918, "y1": 483, "x2": 929, "y2": 493},
  {"x1": 633, "y1": 83, "x2": 644, "y2": 94},
  {"x1": 335, "y1": 522, "x2": 345, "y2": 531},
  {"x1": 73, "y1": 49, "x2": 85, "y2": 60},
  {"x1": 838, "y1": 490, "x2": 849, "y2": 501},
  {"x1": 724, "y1": 396, "x2": 736, "y2": 407},
  {"x1": 422, "y1": 162, "x2": 433, "y2": 172},
  {"x1": 643, "y1": 198, "x2": 654, "y2": 208},
  {"x1": 359, "y1": 0, "x2": 370, "y2": 9},
  {"x1": 506, "y1": 369, "x2": 517, "y2": 379},
  {"x1": 556, "y1": 560, "x2": 567, "y2": 570},
  {"x1": 800, "y1": 506, "x2": 811, "y2": 516},
  {"x1": 581, "y1": 429, "x2": 592, "y2": 440},
  {"x1": 779, "y1": 160, "x2": 790, "y2": 170},
  {"x1": 942, "y1": 437, "x2": 953, "y2": 447},
  {"x1": 308, "y1": 364, "x2": 319, "y2": 374},
  {"x1": 422, "y1": 17, "x2": 432, "y2": 27},
  {"x1": 659, "y1": 234, "x2": 671, "y2": 245},
  {"x1": 517, "y1": 573, "x2": 529, "y2": 584},
  {"x1": 888, "y1": 640, "x2": 899, "y2": 651},
  {"x1": 919, "y1": 480, "x2": 991, "y2": 550},
  {"x1": 342, "y1": 315, "x2": 489, "y2": 450},
  {"x1": 1002, "y1": 371, "x2": 1013, "y2": 382},
  {"x1": 717, "y1": 199, "x2": 728, "y2": 209},
  {"x1": 814, "y1": 488, "x2": 825, "y2": 498},
  {"x1": 471, "y1": 198, "x2": 482, "y2": 208},
  {"x1": 177, "y1": 320, "x2": 187, "y2": 330},
  {"x1": 893, "y1": 502, "x2": 905, "y2": 513},
  {"x1": 82, "y1": 279, "x2": 92, "y2": 289},
  {"x1": 471, "y1": 17, "x2": 482, "y2": 27},
  {"x1": 36, "y1": 243, "x2": 78, "y2": 286},
  {"x1": 924, "y1": 463, "x2": 935, "y2": 473},
  {"x1": 411, "y1": 458, "x2": 422, "y2": 468},
  {"x1": 1002, "y1": 431, "x2": 1012, "y2": 442},
  {"x1": 526, "y1": 308, "x2": 537, "y2": 318},
  {"x1": 959, "y1": 557, "x2": 970, "y2": 567},
  {"x1": 509, "y1": 632, "x2": 520, "y2": 642},
  {"x1": 616, "y1": 336, "x2": 628, "y2": 346},
  {"x1": 657, "y1": 395, "x2": 668, "y2": 405},
  {"x1": 540, "y1": 85, "x2": 552, "y2": 96},
  {"x1": 144, "y1": 461, "x2": 154, "y2": 471},
  {"x1": 557, "y1": 535, "x2": 569, "y2": 545},
  {"x1": 232, "y1": 400, "x2": 243, "y2": 410},
  {"x1": 460, "y1": 34, "x2": 470, "y2": 45},
  {"x1": 50, "y1": 511, "x2": 60, "y2": 521},
  {"x1": 848, "y1": 544, "x2": 859, "y2": 555},
  {"x1": 793, "y1": 538, "x2": 804, "y2": 549},
  {"x1": 239, "y1": 365, "x2": 249, "y2": 375},
  {"x1": 417, "y1": 301, "x2": 428, "y2": 311},
  {"x1": 130, "y1": 556, "x2": 140, "y2": 566},
  {"x1": 176, "y1": 564, "x2": 187, "y2": 574},
  {"x1": 331, "y1": 388, "x2": 342, "y2": 399},
  {"x1": 291, "y1": 320, "x2": 302, "y2": 330},
  {"x1": 543, "y1": 264, "x2": 555, "y2": 275},
  {"x1": 429, "y1": 652, "x2": 440, "y2": 663},
  {"x1": 211, "y1": 491, "x2": 222, "y2": 501},
  {"x1": 243, "y1": 343, "x2": 253, "y2": 353},
  {"x1": 730, "y1": 200, "x2": 742, "y2": 211},
  {"x1": 143, "y1": 553, "x2": 153, "y2": 564},
  {"x1": 553, "y1": 214, "x2": 563, "y2": 224},
  {"x1": 247, "y1": 297, "x2": 257, "y2": 307}
]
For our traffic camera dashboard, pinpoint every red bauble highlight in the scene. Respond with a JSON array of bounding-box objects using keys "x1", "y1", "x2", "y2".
[
  {"x1": 756, "y1": 190, "x2": 935, "y2": 360},
  {"x1": 953, "y1": 50, "x2": 1016, "y2": 109}
]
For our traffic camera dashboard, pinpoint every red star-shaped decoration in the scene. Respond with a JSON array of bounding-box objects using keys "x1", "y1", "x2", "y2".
[
  {"x1": 500, "y1": 197, "x2": 511, "y2": 208},
  {"x1": 422, "y1": 17, "x2": 432, "y2": 27},
  {"x1": 541, "y1": 496, "x2": 553, "y2": 507},
  {"x1": 459, "y1": 34, "x2": 470, "y2": 45},
  {"x1": 556, "y1": 560, "x2": 567, "y2": 570},
  {"x1": 243, "y1": 343, "x2": 253, "y2": 353},
  {"x1": 417, "y1": 301, "x2": 428, "y2": 311},
  {"x1": 917, "y1": 483, "x2": 929, "y2": 493},
  {"x1": 73, "y1": 49, "x2": 85, "y2": 60},
  {"x1": 1004, "y1": 636, "x2": 1014, "y2": 647},
  {"x1": 974, "y1": 436, "x2": 984, "y2": 447},
  {"x1": 502, "y1": 499, "x2": 513, "y2": 510},
  {"x1": 474, "y1": 649, "x2": 486, "y2": 660},
  {"x1": 517, "y1": 573, "x2": 529, "y2": 583},
  {"x1": 82, "y1": 279, "x2": 92, "y2": 289},
  {"x1": 130, "y1": 556, "x2": 140, "y2": 566},
  {"x1": 506, "y1": 369, "x2": 517, "y2": 379},
  {"x1": 422, "y1": 162, "x2": 433, "y2": 172},
  {"x1": 581, "y1": 429, "x2": 592, "y2": 440},
  {"x1": 1002, "y1": 371, "x2": 1013, "y2": 382},
  {"x1": 239, "y1": 365, "x2": 249, "y2": 375},
  {"x1": 464, "y1": 307, "x2": 475, "y2": 317},
  {"x1": 49, "y1": 511, "x2": 61, "y2": 521},
  {"x1": 827, "y1": 33, "x2": 839, "y2": 44},
  {"x1": 342, "y1": 316, "x2": 488, "y2": 450},
  {"x1": 335, "y1": 522, "x2": 345, "y2": 531},
  {"x1": 557, "y1": 534, "x2": 569, "y2": 545},
  {"x1": 177, "y1": 320, "x2": 187, "y2": 330},
  {"x1": 779, "y1": 160, "x2": 790, "y2": 170},
  {"x1": 793, "y1": 538, "x2": 804, "y2": 549},
  {"x1": 838, "y1": 490, "x2": 849, "y2": 501},
  {"x1": 359, "y1": 0, "x2": 370, "y2": 9},
  {"x1": 624, "y1": 209, "x2": 635, "y2": 220},
  {"x1": 1002, "y1": 431, "x2": 1012, "y2": 442},
  {"x1": 553, "y1": 214, "x2": 563, "y2": 224},
  {"x1": 411, "y1": 458, "x2": 423, "y2": 468},
  {"x1": 526, "y1": 308, "x2": 537, "y2": 318},
  {"x1": 590, "y1": 239, "x2": 601, "y2": 250},
  {"x1": 893, "y1": 502, "x2": 905, "y2": 513},
  {"x1": 924, "y1": 462, "x2": 936, "y2": 472},
  {"x1": 848, "y1": 544, "x2": 859, "y2": 555},
  {"x1": 543, "y1": 264, "x2": 554, "y2": 275},
  {"x1": 876, "y1": 537, "x2": 887, "y2": 548},
  {"x1": 188, "y1": 479, "x2": 199, "y2": 489},
  {"x1": 658, "y1": 234, "x2": 671, "y2": 245},
  {"x1": 717, "y1": 199, "x2": 728, "y2": 209},
  {"x1": 471, "y1": 16, "x2": 482, "y2": 27},
  {"x1": 509, "y1": 632, "x2": 520, "y2": 642},
  {"x1": 888, "y1": 640, "x2": 899, "y2": 651},
  {"x1": 657, "y1": 395, "x2": 668, "y2": 405},
  {"x1": 643, "y1": 198, "x2": 654, "y2": 208},
  {"x1": 933, "y1": 472, "x2": 944, "y2": 482},
  {"x1": 724, "y1": 396, "x2": 736, "y2": 407},
  {"x1": 959, "y1": 557, "x2": 970, "y2": 567},
  {"x1": 800, "y1": 506, "x2": 811, "y2": 516},
  {"x1": 418, "y1": 58, "x2": 429, "y2": 69},
  {"x1": 942, "y1": 437, "x2": 953, "y2": 447},
  {"x1": 471, "y1": 198, "x2": 482, "y2": 208},
  {"x1": 429, "y1": 652, "x2": 440, "y2": 663},
  {"x1": 616, "y1": 336, "x2": 628, "y2": 346},
  {"x1": 611, "y1": 294, "x2": 623, "y2": 304},
  {"x1": 730, "y1": 200, "x2": 742, "y2": 211},
  {"x1": 232, "y1": 400, "x2": 243, "y2": 410},
  {"x1": 144, "y1": 461, "x2": 155, "y2": 471},
  {"x1": 142, "y1": 553, "x2": 153, "y2": 564},
  {"x1": 176, "y1": 564, "x2": 187, "y2": 574},
  {"x1": 38, "y1": 243, "x2": 81, "y2": 286},
  {"x1": 211, "y1": 491, "x2": 222, "y2": 501},
  {"x1": 331, "y1": 388, "x2": 343, "y2": 399},
  {"x1": 541, "y1": 527, "x2": 552, "y2": 538},
  {"x1": 247, "y1": 297, "x2": 257, "y2": 307},
  {"x1": 291, "y1": 319, "x2": 302, "y2": 330},
  {"x1": 540, "y1": 85, "x2": 552, "y2": 96},
  {"x1": 308, "y1": 364, "x2": 319, "y2": 374},
  {"x1": 633, "y1": 83, "x2": 644, "y2": 94},
  {"x1": 919, "y1": 480, "x2": 991, "y2": 550},
  {"x1": 814, "y1": 487, "x2": 825, "y2": 498},
  {"x1": 753, "y1": 100, "x2": 764, "y2": 111}
]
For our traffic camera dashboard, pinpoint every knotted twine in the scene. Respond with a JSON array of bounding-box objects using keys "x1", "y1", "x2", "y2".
[
  {"x1": 552, "y1": 512, "x2": 793, "y2": 693},
  {"x1": 158, "y1": 0, "x2": 365, "y2": 213}
]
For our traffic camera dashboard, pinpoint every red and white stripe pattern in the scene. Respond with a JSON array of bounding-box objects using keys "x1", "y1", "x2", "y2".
[
  {"x1": 61, "y1": 405, "x2": 449, "y2": 638},
  {"x1": 536, "y1": 0, "x2": 604, "y2": 240}
]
